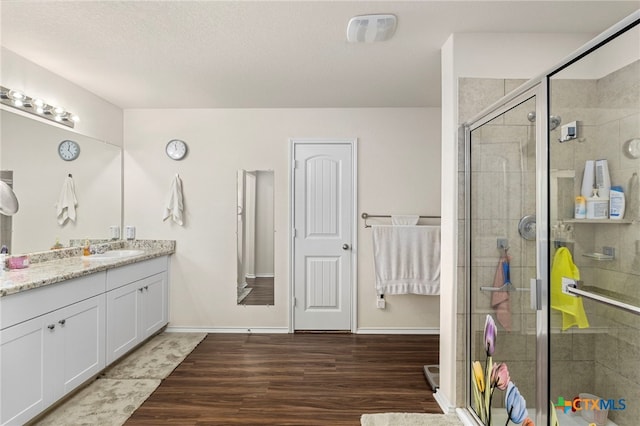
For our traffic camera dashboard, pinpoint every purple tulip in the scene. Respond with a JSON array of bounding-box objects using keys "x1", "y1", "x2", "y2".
[
  {"x1": 490, "y1": 362, "x2": 510, "y2": 391},
  {"x1": 484, "y1": 314, "x2": 497, "y2": 356},
  {"x1": 505, "y1": 382, "x2": 529, "y2": 424}
]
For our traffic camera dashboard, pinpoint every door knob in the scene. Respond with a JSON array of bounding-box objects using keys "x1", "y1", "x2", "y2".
[{"x1": 342, "y1": 244, "x2": 350, "y2": 250}]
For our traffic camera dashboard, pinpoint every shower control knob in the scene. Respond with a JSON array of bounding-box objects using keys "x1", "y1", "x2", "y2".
[{"x1": 342, "y1": 244, "x2": 350, "y2": 250}]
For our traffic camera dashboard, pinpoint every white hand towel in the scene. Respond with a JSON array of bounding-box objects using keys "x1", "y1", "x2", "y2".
[
  {"x1": 56, "y1": 176, "x2": 78, "y2": 225},
  {"x1": 163, "y1": 174, "x2": 184, "y2": 225},
  {"x1": 391, "y1": 215, "x2": 420, "y2": 225},
  {"x1": 372, "y1": 225, "x2": 441, "y2": 295}
]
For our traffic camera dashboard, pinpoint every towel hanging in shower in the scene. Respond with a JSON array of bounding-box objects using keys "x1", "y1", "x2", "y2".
[
  {"x1": 492, "y1": 254, "x2": 512, "y2": 331},
  {"x1": 550, "y1": 247, "x2": 589, "y2": 331}
]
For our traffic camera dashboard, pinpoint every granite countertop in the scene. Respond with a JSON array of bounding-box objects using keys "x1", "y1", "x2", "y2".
[{"x1": 0, "y1": 240, "x2": 175, "y2": 297}]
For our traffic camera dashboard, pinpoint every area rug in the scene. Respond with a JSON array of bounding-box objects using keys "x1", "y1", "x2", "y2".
[
  {"x1": 35, "y1": 378, "x2": 161, "y2": 426},
  {"x1": 34, "y1": 332, "x2": 207, "y2": 426},
  {"x1": 361, "y1": 412, "x2": 464, "y2": 426},
  {"x1": 104, "y1": 331, "x2": 207, "y2": 379}
]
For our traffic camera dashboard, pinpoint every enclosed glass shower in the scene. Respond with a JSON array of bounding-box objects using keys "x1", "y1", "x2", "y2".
[{"x1": 463, "y1": 15, "x2": 639, "y2": 426}]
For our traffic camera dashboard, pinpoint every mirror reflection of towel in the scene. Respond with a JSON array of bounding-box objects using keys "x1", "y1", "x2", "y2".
[
  {"x1": 56, "y1": 176, "x2": 77, "y2": 225},
  {"x1": 492, "y1": 256, "x2": 512, "y2": 331},
  {"x1": 162, "y1": 174, "x2": 184, "y2": 226}
]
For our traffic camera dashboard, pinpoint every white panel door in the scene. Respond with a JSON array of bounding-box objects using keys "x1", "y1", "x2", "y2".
[{"x1": 293, "y1": 141, "x2": 354, "y2": 330}]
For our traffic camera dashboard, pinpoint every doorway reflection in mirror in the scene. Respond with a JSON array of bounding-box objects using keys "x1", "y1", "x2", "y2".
[{"x1": 237, "y1": 170, "x2": 274, "y2": 305}]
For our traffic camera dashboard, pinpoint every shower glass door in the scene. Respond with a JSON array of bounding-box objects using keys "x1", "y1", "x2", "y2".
[
  {"x1": 467, "y1": 91, "x2": 542, "y2": 426},
  {"x1": 547, "y1": 22, "x2": 639, "y2": 426}
]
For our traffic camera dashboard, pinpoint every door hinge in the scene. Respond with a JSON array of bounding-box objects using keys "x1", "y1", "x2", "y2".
[
  {"x1": 293, "y1": 297, "x2": 297, "y2": 307},
  {"x1": 293, "y1": 228, "x2": 297, "y2": 238},
  {"x1": 292, "y1": 160, "x2": 299, "y2": 169}
]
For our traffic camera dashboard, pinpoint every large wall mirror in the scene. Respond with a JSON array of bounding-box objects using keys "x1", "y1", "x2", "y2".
[
  {"x1": 0, "y1": 109, "x2": 122, "y2": 254},
  {"x1": 237, "y1": 169, "x2": 274, "y2": 305}
]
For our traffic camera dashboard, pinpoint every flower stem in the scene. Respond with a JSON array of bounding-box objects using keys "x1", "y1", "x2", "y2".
[{"x1": 505, "y1": 405, "x2": 513, "y2": 426}]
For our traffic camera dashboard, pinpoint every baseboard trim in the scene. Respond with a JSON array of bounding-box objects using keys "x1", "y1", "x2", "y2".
[
  {"x1": 165, "y1": 326, "x2": 289, "y2": 334},
  {"x1": 455, "y1": 408, "x2": 479, "y2": 426},
  {"x1": 355, "y1": 327, "x2": 440, "y2": 335},
  {"x1": 166, "y1": 326, "x2": 439, "y2": 335},
  {"x1": 434, "y1": 389, "x2": 455, "y2": 414}
]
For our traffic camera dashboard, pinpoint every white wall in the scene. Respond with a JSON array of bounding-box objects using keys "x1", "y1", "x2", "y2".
[
  {"x1": 438, "y1": 32, "x2": 595, "y2": 409},
  {"x1": 1, "y1": 48, "x2": 123, "y2": 146},
  {"x1": 124, "y1": 107, "x2": 441, "y2": 331}
]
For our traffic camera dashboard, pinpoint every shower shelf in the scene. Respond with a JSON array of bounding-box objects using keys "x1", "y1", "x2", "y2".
[
  {"x1": 564, "y1": 218, "x2": 635, "y2": 224},
  {"x1": 582, "y1": 252, "x2": 614, "y2": 261}
]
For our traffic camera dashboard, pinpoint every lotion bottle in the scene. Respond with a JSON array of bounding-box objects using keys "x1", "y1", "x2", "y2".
[{"x1": 609, "y1": 186, "x2": 625, "y2": 220}]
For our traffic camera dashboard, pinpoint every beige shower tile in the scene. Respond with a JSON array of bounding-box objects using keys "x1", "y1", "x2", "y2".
[
  {"x1": 504, "y1": 98, "x2": 536, "y2": 126},
  {"x1": 459, "y1": 78, "x2": 506, "y2": 123},
  {"x1": 571, "y1": 333, "x2": 595, "y2": 361},
  {"x1": 505, "y1": 79, "x2": 528, "y2": 95},
  {"x1": 597, "y1": 61, "x2": 640, "y2": 110},
  {"x1": 594, "y1": 331, "x2": 619, "y2": 369}
]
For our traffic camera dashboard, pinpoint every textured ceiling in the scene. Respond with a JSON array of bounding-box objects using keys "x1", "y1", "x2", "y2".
[{"x1": 1, "y1": 1, "x2": 638, "y2": 108}]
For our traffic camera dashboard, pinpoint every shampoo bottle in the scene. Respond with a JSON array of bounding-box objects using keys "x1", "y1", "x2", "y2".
[
  {"x1": 581, "y1": 160, "x2": 595, "y2": 198},
  {"x1": 609, "y1": 186, "x2": 625, "y2": 220},
  {"x1": 574, "y1": 196, "x2": 587, "y2": 219},
  {"x1": 595, "y1": 159, "x2": 611, "y2": 199}
]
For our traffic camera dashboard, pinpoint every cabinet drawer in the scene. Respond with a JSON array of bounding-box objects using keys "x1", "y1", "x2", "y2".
[
  {"x1": 106, "y1": 257, "x2": 168, "y2": 291},
  {"x1": 0, "y1": 273, "x2": 106, "y2": 330}
]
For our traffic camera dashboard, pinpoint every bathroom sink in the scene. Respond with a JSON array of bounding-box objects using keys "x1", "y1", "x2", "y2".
[{"x1": 84, "y1": 249, "x2": 144, "y2": 260}]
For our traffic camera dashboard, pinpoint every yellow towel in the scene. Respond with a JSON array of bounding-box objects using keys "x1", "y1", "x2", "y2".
[{"x1": 550, "y1": 247, "x2": 589, "y2": 330}]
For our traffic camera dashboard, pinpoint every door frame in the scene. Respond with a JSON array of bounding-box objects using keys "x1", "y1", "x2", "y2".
[{"x1": 288, "y1": 138, "x2": 358, "y2": 333}]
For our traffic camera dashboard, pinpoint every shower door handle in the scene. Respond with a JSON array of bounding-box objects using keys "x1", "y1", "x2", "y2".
[{"x1": 530, "y1": 278, "x2": 542, "y2": 311}]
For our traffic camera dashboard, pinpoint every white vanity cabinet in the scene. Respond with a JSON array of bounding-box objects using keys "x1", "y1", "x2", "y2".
[
  {"x1": 105, "y1": 256, "x2": 168, "y2": 365},
  {"x1": 0, "y1": 273, "x2": 106, "y2": 426}
]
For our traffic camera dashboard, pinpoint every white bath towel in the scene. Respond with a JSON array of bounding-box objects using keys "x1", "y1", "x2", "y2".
[
  {"x1": 391, "y1": 215, "x2": 420, "y2": 225},
  {"x1": 56, "y1": 175, "x2": 78, "y2": 225},
  {"x1": 372, "y1": 225, "x2": 441, "y2": 295},
  {"x1": 162, "y1": 174, "x2": 184, "y2": 225}
]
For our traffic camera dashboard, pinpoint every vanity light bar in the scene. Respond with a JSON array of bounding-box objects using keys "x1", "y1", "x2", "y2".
[{"x1": 0, "y1": 85, "x2": 79, "y2": 128}]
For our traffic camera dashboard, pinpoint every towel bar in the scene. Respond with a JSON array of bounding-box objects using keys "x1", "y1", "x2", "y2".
[
  {"x1": 480, "y1": 285, "x2": 529, "y2": 292},
  {"x1": 566, "y1": 286, "x2": 640, "y2": 315},
  {"x1": 361, "y1": 212, "x2": 441, "y2": 228}
]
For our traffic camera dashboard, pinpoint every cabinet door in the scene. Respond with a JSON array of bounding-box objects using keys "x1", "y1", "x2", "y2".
[
  {"x1": 0, "y1": 317, "x2": 47, "y2": 426},
  {"x1": 141, "y1": 272, "x2": 168, "y2": 338},
  {"x1": 58, "y1": 295, "x2": 106, "y2": 394},
  {"x1": 106, "y1": 281, "x2": 141, "y2": 365}
]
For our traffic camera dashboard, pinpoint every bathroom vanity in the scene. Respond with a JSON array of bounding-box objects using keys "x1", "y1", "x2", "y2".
[{"x1": 0, "y1": 240, "x2": 174, "y2": 426}]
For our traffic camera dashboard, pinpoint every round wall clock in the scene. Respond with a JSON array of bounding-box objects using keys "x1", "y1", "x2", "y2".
[
  {"x1": 623, "y1": 138, "x2": 640, "y2": 159},
  {"x1": 166, "y1": 139, "x2": 188, "y2": 160},
  {"x1": 58, "y1": 139, "x2": 80, "y2": 161}
]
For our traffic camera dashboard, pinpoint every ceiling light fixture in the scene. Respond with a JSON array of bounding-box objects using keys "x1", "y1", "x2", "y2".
[
  {"x1": 346, "y1": 14, "x2": 397, "y2": 43},
  {"x1": 0, "y1": 85, "x2": 78, "y2": 128}
]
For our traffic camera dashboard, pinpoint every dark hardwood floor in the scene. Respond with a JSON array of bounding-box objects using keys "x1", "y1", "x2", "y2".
[
  {"x1": 240, "y1": 277, "x2": 274, "y2": 305},
  {"x1": 126, "y1": 333, "x2": 441, "y2": 425}
]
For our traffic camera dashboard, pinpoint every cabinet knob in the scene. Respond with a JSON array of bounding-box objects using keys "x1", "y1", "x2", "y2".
[
  {"x1": 47, "y1": 324, "x2": 55, "y2": 330},
  {"x1": 139, "y1": 287, "x2": 144, "y2": 292},
  {"x1": 144, "y1": 286, "x2": 149, "y2": 291},
  {"x1": 58, "y1": 319, "x2": 66, "y2": 326}
]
